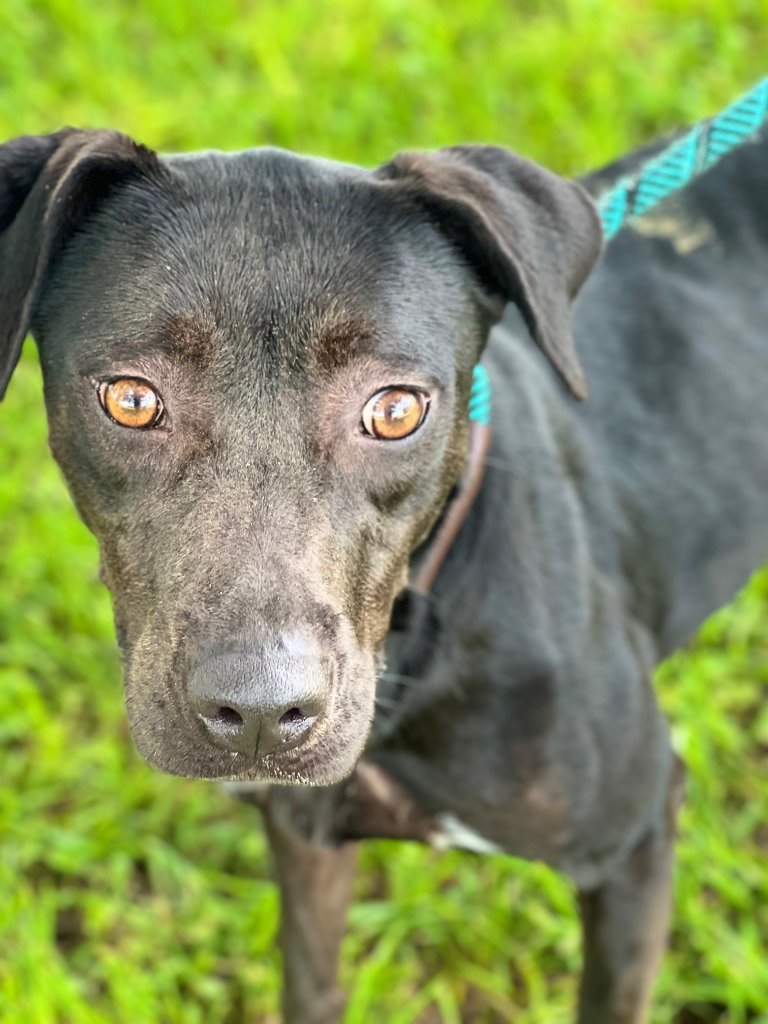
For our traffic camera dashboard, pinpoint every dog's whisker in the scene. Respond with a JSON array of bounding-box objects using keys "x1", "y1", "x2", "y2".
[
  {"x1": 401, "y1": 583, "x2": 440, "y2": 601},
  {"x1": 374, "y1": 695, "x2": 401, "y2": 712},
  {"x1": 378, "y1": 672, "x2": 424, "y2": 688}
]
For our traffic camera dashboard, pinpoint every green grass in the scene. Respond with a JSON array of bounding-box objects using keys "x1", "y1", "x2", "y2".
[{"x1": 1, "y1": 2, "x2": 768, "y2": 1021}]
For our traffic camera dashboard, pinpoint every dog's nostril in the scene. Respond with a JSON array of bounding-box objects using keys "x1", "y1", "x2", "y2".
[
  {"x1": 279, "y1": 707, "x2": 305, "y2": 727},
  {"x1": 189, "y1": 646, "x2": 328, "y2": 758},
  {"x1": 213, "y1": 705, "x2": 244, "y2": 727}
]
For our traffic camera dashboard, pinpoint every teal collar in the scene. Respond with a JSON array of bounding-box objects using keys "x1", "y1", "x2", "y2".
[{"x1": 468, "y1": 363, "x2": 492, "y2": 425}]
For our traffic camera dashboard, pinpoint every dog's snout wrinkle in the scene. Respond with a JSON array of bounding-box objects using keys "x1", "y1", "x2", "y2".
[{"x1": 187, "y1": 641, "x2": 329, "y2": 759}]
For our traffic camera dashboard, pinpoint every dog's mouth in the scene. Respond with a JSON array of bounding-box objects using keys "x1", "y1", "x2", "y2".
[{"x1": 132, "y1": 712, "x2": 370, "y2": 785}]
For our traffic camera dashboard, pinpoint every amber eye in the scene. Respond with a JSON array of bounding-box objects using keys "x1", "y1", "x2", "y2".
[
  {"x1": 98, "y1": 378, "x2": 164, "y2": 429},
  {"x1": 361, "y1": 387, "x2": 429, "y2": 440}
]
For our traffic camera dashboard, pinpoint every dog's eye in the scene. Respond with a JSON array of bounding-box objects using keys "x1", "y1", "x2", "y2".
[
  {"x1": 98, "y1": 378, "x2": 164, "y2": 429},
  {"x1": 361, "y1": 388, "x2": 429, "y2": 440}
]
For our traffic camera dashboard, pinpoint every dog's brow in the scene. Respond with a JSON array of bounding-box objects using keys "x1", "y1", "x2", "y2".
[
  {"x1": 154, "y1": 311, "x2": 216, "y2": 367},
  {"x1": 312, "y1": 317, "x2": 375, "y2": 372}
]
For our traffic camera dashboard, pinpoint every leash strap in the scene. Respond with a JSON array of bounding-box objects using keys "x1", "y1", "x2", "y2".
[{"x1": 598, "y1": 77, "x2": 768, "y2": 239}]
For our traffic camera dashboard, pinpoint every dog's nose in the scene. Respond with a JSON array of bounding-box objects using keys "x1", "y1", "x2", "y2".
[{"x1": 187, "y1": 640, "x2": 328, "y2": 758}]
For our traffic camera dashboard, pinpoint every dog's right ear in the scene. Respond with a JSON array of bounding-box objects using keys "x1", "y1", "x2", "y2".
[
  {"x1": 0, "y1": 129, "x2": 164, "y2": 398},
  {"x1": 376, "y1": 145, "x2": 602, "y2": 399}
]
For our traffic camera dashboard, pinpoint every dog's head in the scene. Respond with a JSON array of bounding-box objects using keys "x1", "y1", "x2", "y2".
[{"x1": 0, "y1": 129, "x2": 600, "y2": 784}]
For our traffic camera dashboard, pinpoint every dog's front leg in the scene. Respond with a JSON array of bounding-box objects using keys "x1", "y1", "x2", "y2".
[
  {"x1": 261, "y1": 787, "x2": 357, "y2": 1024},
  {"x1": 576, "y1": 755, "x2": 686, "y2": 1024}
]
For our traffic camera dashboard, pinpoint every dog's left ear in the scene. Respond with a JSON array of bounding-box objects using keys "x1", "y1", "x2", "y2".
[
  {"x1": 376, "y1": 145, "x2": 603, "y2": 399},
  {"x1": 0, "y1": 129, "x2": 163, "y2": 398}
]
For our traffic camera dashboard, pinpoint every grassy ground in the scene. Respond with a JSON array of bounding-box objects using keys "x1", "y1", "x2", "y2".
[{"x1": 1, "y1": 2, "x2": 768, "y2": 1021}]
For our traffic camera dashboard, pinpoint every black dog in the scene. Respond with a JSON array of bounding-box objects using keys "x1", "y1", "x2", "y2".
[{"x1": 2, "y1": 124, "x2": 767, "y2": 1024}]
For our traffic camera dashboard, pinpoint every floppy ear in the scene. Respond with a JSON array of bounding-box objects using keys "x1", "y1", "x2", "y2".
[
  {"x1": 0, "y1": 129, "x2": 164, "y2": 398},
  {"x1": 376, "y1": 145, "x2": 603, "y2": 399}
]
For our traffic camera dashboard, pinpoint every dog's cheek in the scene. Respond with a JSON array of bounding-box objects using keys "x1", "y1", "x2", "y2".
[
  {"x1": 122, "y1": 632, "x2": 200, "y2": 773},
  {"x1": 341, "y1": 441, "x2": 467, "y2": 653},
  {"x1": 338, "y1": 524, "x2": 408, "y2": 651}
]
